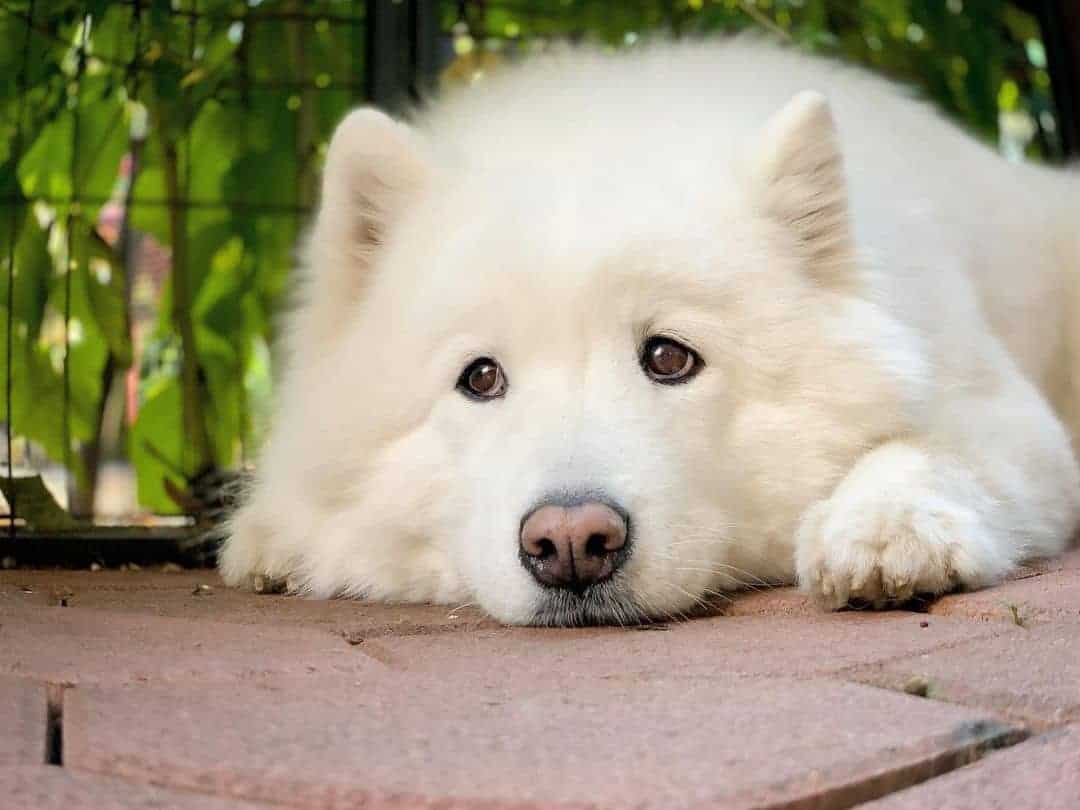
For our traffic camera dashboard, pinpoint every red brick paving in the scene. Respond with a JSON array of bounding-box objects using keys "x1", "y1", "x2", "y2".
[
  {"x1": 362, "y1": 612, "x2": 1017, "y2": 680},
  {"x1": 0, "y1": 570, "x2": 495, "y2": 636},
  {"x1": 0, "y1": 676, "x2": 45, "y2": 765},
  {"x1": 63, "y1": 678, "x2": 1020, "y2": 810},
  {"x1": 0, "y1": 604, "x2": 389, "y2": 686},
  {"x1": 860, "y1": 725, "x2": 1080, "y2": 810},
  {"x1": 853, "y1": 623, "x2": 1080, "y2": 729},
  {"x1": 0, "y1": 765, "x2": 273, "y2": 808},
  {"x1": 929, "y1": 571, "x2": 1080, "y2": 625},
  {"x1": 2, "y1": 562, "x2": 1078, "y2": 808}
]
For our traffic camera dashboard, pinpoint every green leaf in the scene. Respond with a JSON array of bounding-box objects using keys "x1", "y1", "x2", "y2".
[
  {"x1": 0, "y1": 474, "x2": 81, "y2": 530},
  {"x1": 78, "y1": 224, "x2": 131, "y2": 366},
  {"x1": 0, "y1": 156, "x2": 28, "y2": 263},
  {"x1": 0, "y1": 209, "x2": 51, "y2": 345},
  {"x1": 17, "y1": 75, "x2": 129, "y2": 221},
  {"x1": 127, "y1": 133, "x2": 170, "y2": 244},
  {"x1": 129, "y1": 376, "x2": 185, "y2": 513}
]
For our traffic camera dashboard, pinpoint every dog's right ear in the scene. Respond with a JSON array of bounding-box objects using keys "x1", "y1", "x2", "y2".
[
  {"x1": 749, "y1": 91, "x2": 856, "y2": 289},
  {"x1": 306, "y1": 109, "x2": 433, "y2": 329}
]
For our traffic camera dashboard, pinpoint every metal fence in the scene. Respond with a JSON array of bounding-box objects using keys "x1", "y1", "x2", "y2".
[{"x1": 1, "y1": 0, "x2": 1077, "y2": 566}]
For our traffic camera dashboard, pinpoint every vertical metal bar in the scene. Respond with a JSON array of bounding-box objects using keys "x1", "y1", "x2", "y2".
[
  {"x1": 120, "y1": 0, "x2": 145, "y2": 450},
  {"x1": 366, "y1": 0, "x2": 447, "y2": 111},
  {"x1": 185, "y1": 1, "x2": 196, "y2": 479},
  {"x1": 179, "y1": 0, "x2": 200, "y2": 479},
  {"x1": 5, "y1": 0, "x2": 38, "y2": 536},
  {"x1": 351, "y1": 0, "x2": 365, "y2": 104},
  {"x1": 410, "y1": 0, "x2": 443, "y2": 101},
  {"x1": 1055, "y1": 0, "x2": 1080, "y2": 157},
  {"x1": 289, "y1": 0, "x2": 317, "y2": 209},
  {"x1": 121, "y1": 0, "x2": 145, "y2": 323},
  {"x1": 365, "y1": 0, "x2": 411, "y2": 112},
  {"x1": 63, "y1": 16, "x2": 91, "y2": 509},
  {"x1": 1033, "y1": 0, "x2": 1080, "y2": 158},
  {"x1": 239, "y1": 2, "x2": 252, "y2": 464}
]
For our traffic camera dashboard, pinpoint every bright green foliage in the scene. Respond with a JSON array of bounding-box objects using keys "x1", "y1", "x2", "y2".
[
  {"x1": 0, "y1": 0, "x2": 1061, "y2": 515},
  {"x1": 2, "y1": 0, "x2": 361, "y2": 513},
  {"x1": 451, "y1": 0, "x2": 1059, "y2": 157}
]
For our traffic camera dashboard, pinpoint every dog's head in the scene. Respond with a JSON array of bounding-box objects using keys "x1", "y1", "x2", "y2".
[{"x1": 231, "y1": 90, "x2": 927, "y2": 625}]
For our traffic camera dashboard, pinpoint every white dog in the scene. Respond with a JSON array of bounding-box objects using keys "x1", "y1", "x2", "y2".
[{"x1": 220, "y1": 37, "x2": 1080, "y2": 625}]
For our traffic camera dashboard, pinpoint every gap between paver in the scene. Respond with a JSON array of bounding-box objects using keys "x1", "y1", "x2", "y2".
[
  {"x1": 736, "y1": 720, "x2": 1028, "y2": 810},
  {"x1": 44, "y1": 682, "x2": 66, "y2": 766},
  {"x1": 857, "y1": 724, "x2": 1080, "y2": 809}
]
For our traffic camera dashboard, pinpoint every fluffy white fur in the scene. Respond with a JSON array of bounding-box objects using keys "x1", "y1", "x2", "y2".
[{"x1": 220, "y1": 38, "x2": 1080, "y2": 625}]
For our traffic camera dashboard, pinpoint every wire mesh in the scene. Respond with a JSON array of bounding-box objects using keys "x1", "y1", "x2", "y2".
[
  {"x1": 1, "y1": 0, "x2": 372, "y2": 531},
  {"x1": 0, "y1": 0, "x2": 1070, "y2": 544},
  {"x1": 4, "y1": 0, "x2": 37, "y2": 540}
]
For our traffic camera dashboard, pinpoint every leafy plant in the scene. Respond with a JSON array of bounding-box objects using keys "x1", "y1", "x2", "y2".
[
  {"x1": 2, "y1": 0, "x2": 358, "y2": 514},
  {"x1": 0, "y1": 0, "x2": 1060, "y2": 517}
]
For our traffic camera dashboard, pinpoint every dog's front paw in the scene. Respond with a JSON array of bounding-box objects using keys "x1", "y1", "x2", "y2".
[
  {"x1": 218, "y1": 505, "x2": 296, "y2": 591},
  {"x1": 795, "y1": 482, "x2": 1007, "y2": 610}
]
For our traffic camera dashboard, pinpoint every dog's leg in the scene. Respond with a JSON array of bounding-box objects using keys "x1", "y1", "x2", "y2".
[{"x1": 795, "y1": 371, "x2": 1080, "y2": 608}]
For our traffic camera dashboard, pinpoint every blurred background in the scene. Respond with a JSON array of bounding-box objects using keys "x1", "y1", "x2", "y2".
[{"x1": 1, "y1": 1, "x2": 1078, "y2": 557}]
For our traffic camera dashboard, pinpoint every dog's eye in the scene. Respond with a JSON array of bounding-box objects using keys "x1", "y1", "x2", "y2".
[
  {"x1": 457, "y1": 358, "x2": 507, "y2": 400},
  {"x1": 641, "y1": 336, "x2": 701, "y2": 384}
]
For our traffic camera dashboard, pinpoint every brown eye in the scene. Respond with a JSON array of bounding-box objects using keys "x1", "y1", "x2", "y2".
[
  {"x1": 641, "y1": 336, "x2": 701, "y2": 384},
  {"x1": 458, "y1": 358, "x2": 507, "y2": 400}
]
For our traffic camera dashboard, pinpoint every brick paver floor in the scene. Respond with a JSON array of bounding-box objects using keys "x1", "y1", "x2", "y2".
[{"x1": 2, "y1": 551, "x2": 1078, "y2": 809}]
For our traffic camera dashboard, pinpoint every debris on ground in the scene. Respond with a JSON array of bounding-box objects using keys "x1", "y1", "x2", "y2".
[
  {"x1": 1003, "y1": 602, "x2": 1030, "y2": 628},
  {"x1": 253, "y1": 574, "x2": 286, "y2": 594},
  {"x1": 341, "y1": 630, "x2": 365, "y2": 646},
  {"x1": 902, "y1": 675, "x2": 931, "y2": 698}
]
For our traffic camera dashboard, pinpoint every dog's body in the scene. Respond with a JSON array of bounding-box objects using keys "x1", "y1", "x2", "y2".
[{"x1": 220, "y1": 38, "x2": 1080, "y2": 625}]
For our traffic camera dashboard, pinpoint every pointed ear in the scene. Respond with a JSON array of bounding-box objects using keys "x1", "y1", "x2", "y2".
[
  {"x1": 750, "y1": 91, "x2": 854, "y2": 287},
  {"x1": 307, "y1": 108, "x2": 433, "y2": 322}
]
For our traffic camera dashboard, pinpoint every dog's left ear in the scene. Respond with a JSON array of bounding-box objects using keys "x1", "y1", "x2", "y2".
[
  {"x1": 300, "y1": 109, "x2": 434, "y2": 347},
  {"x1": 751, "y1": 91, "x2": 855, "y2": 287}
]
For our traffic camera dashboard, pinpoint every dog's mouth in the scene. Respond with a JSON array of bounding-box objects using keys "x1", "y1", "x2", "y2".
[
  {"x1": 527, "y1": 580, "x2": 656, "y2": 627},
  {"x1": 526, "y1": 577, "x2": 727, "y2": 627}
]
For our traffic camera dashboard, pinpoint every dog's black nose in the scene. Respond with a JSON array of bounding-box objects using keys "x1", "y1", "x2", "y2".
[{"x1": 519, "y1": 501, "x2": 630, "y2": 594}]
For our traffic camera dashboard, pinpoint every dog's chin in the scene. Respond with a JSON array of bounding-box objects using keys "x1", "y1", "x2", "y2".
[{"x1": 525, "y1": 580, "x2": 657, "y2": 627}]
